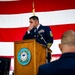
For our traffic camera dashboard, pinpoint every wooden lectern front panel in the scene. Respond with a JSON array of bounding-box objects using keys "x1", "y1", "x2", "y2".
[{"x1": 14, "y1": 39, "x2": 46, "y2": 75}]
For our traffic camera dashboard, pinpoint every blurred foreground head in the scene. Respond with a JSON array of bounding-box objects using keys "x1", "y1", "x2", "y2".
[{"x1": 59, "y1": 30, "x2": 75, "y2": 53}]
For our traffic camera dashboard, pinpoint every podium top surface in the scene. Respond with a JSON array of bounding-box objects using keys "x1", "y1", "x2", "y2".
[
  {"x1": 14, "y1": 39, "x2": 52, "y2": 52},
  {"x1": 14, "y1": 39, "x2": 36, "y2": 44}
]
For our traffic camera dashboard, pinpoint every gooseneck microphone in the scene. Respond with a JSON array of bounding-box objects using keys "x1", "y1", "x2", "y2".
[
  {"x1": 38, "y1": 32, "x2": 47, "y2": 45},
  {"x1": 38, "y1": 32, "x2": 52, "y2": 63}
]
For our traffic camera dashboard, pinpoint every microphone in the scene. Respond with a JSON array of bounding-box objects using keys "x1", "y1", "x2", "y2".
[
  {"x1": 38, "y1": 32, "x2": 52, "y2": 63},
  {"x1": 38, "y1": 32, "x2": 52, "y2": 51},
  {"x1": 38, "y1": 32, "x2": 47, "y2": 45},
  {"x1": 38, "y1": 32, "x2": 43, "y2": 40}
]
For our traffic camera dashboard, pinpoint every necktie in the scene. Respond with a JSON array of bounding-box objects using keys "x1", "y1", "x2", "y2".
[
  {"x1": 34, "y1": 28, "x2": 37, "y2": 33},
  {"x1": 34, "y1": 28, "x2": 37, "y2": 38}
]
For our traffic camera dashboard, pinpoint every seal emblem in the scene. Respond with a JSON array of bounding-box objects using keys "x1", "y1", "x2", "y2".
[{"x1": 17, "y1": 48, "x2": 31, "y2": 66}]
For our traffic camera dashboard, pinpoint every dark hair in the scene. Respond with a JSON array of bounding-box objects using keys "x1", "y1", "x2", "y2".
[{"x1": 29, "y1": 16, "x2": 39, "y2": 21}]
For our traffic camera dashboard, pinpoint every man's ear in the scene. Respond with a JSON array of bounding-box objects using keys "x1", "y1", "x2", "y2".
[
  {"x1": 35, "y1": 20, "x2": 39, "y2": 24},
  {"x1": 59, "y1": 44, "x2": 62, "y2": 52}
]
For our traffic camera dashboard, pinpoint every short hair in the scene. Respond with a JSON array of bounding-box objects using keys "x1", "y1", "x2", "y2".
[
  {"x1": 61, "y1": 30, "x2": 75, "y2": 46},
  {"x1": 29, "y1": 16, "x2": 39, "y2": 21}
]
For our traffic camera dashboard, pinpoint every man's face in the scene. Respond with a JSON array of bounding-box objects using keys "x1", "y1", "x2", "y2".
[{"x1": 29, "y1": 19, "x2": 38, "y2": 28}]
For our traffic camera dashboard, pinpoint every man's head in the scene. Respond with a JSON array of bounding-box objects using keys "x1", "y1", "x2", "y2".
[
  {"x1": 29, "y1": 16, "x2": 39, "y2": 28},
  {"x1": 59, "y1": 30, "x2": 75, "y2": 53}
]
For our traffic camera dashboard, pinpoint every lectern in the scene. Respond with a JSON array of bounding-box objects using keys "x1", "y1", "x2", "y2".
[{"x1": 14, "y1": 39, "x2": 46, "y2": 75}]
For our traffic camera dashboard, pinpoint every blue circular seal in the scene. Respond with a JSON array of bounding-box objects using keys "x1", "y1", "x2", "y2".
[{"x1": 17, "y1": 48, "x2": 31, "y2": 66}]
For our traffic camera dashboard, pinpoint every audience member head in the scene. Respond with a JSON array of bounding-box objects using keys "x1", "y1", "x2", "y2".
[{"x1": 59, "y1": 30, "x2": 75, "y2": 53}]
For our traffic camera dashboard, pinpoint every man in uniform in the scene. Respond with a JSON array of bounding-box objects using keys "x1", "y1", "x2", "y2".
[{"x1": 23, "y1": 16, "x2": 53, "y2": 62}]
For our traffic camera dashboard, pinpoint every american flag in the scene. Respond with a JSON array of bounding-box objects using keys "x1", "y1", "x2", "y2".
[{"x1": 0, "y1": 0, "x2": 75, "y2": 72}]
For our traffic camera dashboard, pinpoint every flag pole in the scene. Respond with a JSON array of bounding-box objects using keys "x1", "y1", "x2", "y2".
[{"x1": 32, "y1": 2, "x2": 35, "y2": 16}]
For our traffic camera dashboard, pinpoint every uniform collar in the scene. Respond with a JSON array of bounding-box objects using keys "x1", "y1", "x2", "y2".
[
  {"x1": 60, "y1": 52, "x2": 75, "y2": 59},
  {"x1": 36, "y1": 24, "x2": 40, "y2": 29}
]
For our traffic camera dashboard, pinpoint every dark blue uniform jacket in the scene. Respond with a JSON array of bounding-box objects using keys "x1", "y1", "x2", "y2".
[
  {"x1": 23, "y1": 25, "x2": 53, "y2": 46},
  {"x1": 38, "y1": 53, "x2": 75, "y2": 75}
]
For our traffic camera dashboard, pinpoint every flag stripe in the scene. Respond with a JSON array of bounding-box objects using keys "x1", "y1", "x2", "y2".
[
  {"x1": 0, "y1": 39, "x2": 61, "y2": 56},
  {"x1": 0, "y1": 24, "x2": 75, "y2": 42},
  {"x1": 0, "y1": 0, "x2": 75, "y2": 14},
  {"x1": 0, "y1": 0, "x2": 18, "y2": 1},
  {"x1": 0, "y1": 54, "x2": 61, "y2": 71},
  {"x1": 0, "y1": 54, "x2": 61, "y2": 58},
  {"x1": 0, "y1": 9, "x2": 75, "y2": 28}
]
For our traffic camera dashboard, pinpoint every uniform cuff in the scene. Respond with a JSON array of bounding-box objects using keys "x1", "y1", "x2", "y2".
[{"x1": 27, "y1": 31, "x2": 30, "y2": 34}]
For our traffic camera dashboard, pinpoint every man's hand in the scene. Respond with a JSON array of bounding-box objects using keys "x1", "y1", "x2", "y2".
[{"x1": 27, "y1": 24, "x2": 34, "y2": 31}]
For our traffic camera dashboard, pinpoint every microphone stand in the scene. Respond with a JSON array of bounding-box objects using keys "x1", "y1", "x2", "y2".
[{"x1": 38, "y1": 33, "x2": 52, "y2": 63}]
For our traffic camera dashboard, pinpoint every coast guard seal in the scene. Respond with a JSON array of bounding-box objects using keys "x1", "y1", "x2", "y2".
[{"x1": 17, "y1": 48, "x2": 31, "y2": 66}]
